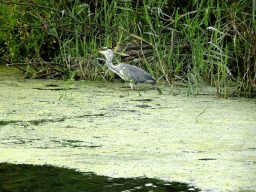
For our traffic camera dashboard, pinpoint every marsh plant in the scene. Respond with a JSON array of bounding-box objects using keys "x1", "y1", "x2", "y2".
[{"x1": 0, "y1": 0, "x2": 255, "y2": 98}]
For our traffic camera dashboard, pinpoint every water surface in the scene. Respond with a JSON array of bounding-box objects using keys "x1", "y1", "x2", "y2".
[{"x1": 0, "y1": 66, "x2": 255, "y2": 191}]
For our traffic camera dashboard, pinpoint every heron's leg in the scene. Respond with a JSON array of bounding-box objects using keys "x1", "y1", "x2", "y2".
[{"x1": 130, "y1": 83, "x2": 134, "y2": 90}]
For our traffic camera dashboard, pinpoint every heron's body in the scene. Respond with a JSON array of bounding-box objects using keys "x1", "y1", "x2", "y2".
[{"x1": 95, "y1": 47, "x2": 156, "y2": 89}]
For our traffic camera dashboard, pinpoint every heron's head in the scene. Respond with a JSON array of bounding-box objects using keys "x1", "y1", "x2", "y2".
[{"x1": 93, "y1": 47, "x2": 113, "y2": 58}]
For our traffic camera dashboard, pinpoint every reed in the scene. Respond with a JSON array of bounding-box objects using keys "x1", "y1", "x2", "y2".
[{"x1": 0, "y1": 0, "x2": 255, "y2": 97}]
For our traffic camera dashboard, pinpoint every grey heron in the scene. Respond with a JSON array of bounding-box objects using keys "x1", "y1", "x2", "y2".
[{"x1": 94, "y1": 47, "x2": 156, "y2": 89}]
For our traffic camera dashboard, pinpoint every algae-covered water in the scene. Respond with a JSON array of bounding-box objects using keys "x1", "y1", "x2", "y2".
[{"x1": 0, "y1": 66, "x2": 256, "y2": 191}]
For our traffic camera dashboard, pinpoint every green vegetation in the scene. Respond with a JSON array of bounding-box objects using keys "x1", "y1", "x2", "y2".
[
  {"x1": 0, "y1": 163, "x2": 200, "y2": 191},
  {"x1": 0, "y1": 0, "x2": 255, "y2": 97}
]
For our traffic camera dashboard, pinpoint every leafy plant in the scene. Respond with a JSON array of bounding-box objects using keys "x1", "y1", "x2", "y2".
[{"x1": 0, "y1": 0, "x2": 255, "y2": 97}]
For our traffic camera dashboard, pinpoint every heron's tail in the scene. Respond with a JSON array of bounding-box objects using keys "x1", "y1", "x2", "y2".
[{"x1": 145, "y1": 77, "x2": 156, "y2": 85}]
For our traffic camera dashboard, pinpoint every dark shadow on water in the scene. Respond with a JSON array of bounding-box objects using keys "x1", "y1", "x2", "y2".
[
  {"x1": 0, "y1": 113, "x2": 105, "y2": 126},
  {"x1": 0, "y1": 163, "x2": 200, "y2": 192}
]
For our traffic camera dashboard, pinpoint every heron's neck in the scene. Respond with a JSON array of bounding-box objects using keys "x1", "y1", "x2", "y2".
[
  {"x1": 105, "y1": 55, "x2": 118, "y2": 73},
  {"x1": 104, "y1": 53, "x2": 113, "y2": 62}
]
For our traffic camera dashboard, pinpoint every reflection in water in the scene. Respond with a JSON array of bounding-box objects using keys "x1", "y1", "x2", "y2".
[{"x1": 0, "y1": 163, "x2": 200, "y2": 192}]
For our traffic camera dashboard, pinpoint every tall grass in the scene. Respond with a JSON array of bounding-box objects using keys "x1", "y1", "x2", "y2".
[{"x1": 1, "y1": 0, "x2": 255, "y2": 97}]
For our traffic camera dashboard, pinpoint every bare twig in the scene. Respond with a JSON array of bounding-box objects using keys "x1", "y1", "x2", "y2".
[
  {"x1": 6, "y1": 62, "x2": 66, "y2": 68},
  {"x1": 1, "y1": 58, "x2": 27, "y2": 73}
]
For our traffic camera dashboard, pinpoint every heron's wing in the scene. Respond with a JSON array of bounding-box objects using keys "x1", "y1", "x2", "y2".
[{"x1": 118, "y1": 63, "x2": 155, "y2": 84}]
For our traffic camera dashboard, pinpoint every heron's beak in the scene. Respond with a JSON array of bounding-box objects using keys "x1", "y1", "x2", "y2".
[{"x1": 92, "y1": 48, "x2": 105, "y2": 54}]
